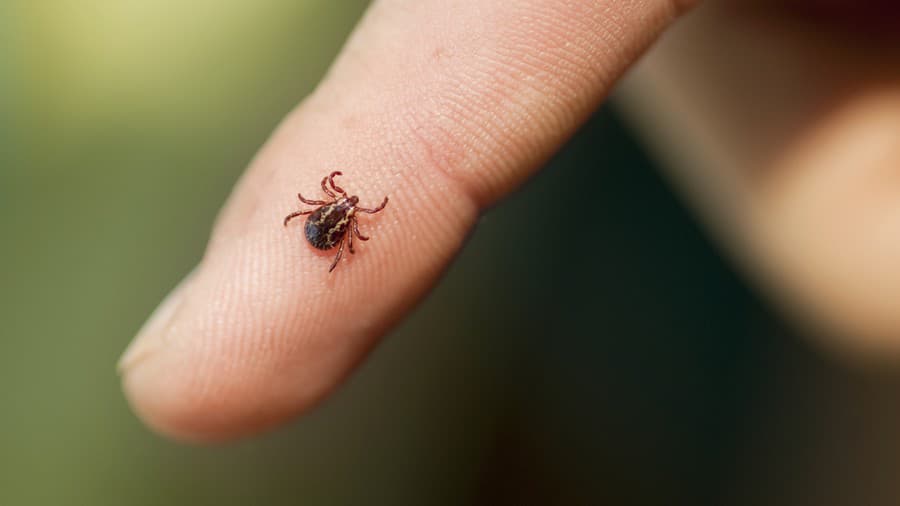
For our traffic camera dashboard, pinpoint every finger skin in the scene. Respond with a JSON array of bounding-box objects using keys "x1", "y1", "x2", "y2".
[{"x1": 120, "y1": 0, "x2": 695, "y2": 442}]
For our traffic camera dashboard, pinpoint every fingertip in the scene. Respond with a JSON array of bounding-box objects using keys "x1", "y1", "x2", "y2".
[{"x1": 121, "y1": 342, "x2": 334, "y2": 443}]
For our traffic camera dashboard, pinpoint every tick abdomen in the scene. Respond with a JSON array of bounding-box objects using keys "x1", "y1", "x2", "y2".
[{"x1": 305, "y1": 200, "x2": 354, "y2": 250}]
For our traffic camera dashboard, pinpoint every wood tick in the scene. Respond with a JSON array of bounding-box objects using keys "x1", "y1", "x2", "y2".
[{"x1": 283, "y1": 171, "x2": 389, "y2": 272}]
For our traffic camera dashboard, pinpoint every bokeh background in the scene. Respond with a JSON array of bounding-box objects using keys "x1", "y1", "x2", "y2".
[{"x1": 5, "y1": 1, "x2": 900, "y2": 505}]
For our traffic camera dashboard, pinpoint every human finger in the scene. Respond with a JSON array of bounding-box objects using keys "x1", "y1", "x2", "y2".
[{"x1": 119, "y1": 0, "x2": 698, "y2": 441}]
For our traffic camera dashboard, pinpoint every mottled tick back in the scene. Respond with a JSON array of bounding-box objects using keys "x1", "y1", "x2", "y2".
[{"x1": 283, "y1": 172, "x2": 388, "y2": 272}]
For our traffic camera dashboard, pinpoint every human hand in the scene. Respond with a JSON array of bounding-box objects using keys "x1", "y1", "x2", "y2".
[
  {"x1": 618, "y1": 0, "x2": 900, "y2": 360},
  {"x1": 116, "y1": 0, "x2": 698, "y2": 441}
]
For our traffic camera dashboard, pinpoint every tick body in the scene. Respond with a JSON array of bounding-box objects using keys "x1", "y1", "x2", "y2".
[{"x1": 283, "y1": 171, "x2": 388, "y2": 272}]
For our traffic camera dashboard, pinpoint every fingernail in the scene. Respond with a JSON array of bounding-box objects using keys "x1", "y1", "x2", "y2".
[{"x1": 117, "y1": 269, "x2": 195, "y2": 374}]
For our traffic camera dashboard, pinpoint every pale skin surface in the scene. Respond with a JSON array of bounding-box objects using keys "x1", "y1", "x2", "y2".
[{"x1": 119, "y1": 0, "x2": 895, "y2": 442}]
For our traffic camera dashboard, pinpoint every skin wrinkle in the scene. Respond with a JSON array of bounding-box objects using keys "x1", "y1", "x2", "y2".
[
  {"x1": 200, "y1": 230, "x2": 299, "y2": 393},
  {"x1": 394, "y1": 110, "x2": 481, "y2": 213},
  {"x1": 238, "y1": 235, "x2": 270, "y2": 386},
  {"x1": 398, "y1": 2, "x2": 641, "y2": 205},
  {"x1": 195, "y1": 251, "x2": 243, "y2": 404}
]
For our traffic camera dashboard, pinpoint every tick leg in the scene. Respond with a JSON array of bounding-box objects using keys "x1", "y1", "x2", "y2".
[
  {"x1": 355, "y1": 196, "x2": 389, "y2": 214},
  {"x1": 283, "y1": 209, "x2": 313, "y2": 227},
  {"x1": 298, "y1": 193, "x2": 328, "y2": 206},
  {"x1": 328, "y1": 171, "x2": 346, "y2": 195},
  {"x1": 329, "y1": 236, "x2": 346, "y2": 273},
  {"x1": 352, "y1": 217, "x2": 369, "y2": 241},
  {"x1": 321, "y1": 177, "x2": 337, "y2": 199},
  {"x1": 348, "y1": 227, "x2": 355, "y2": 254}
]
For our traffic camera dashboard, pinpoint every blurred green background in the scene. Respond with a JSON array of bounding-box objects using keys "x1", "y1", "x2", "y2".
[{"x1": 5, "y1": 1, "x2": 899, "y2": 505}]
